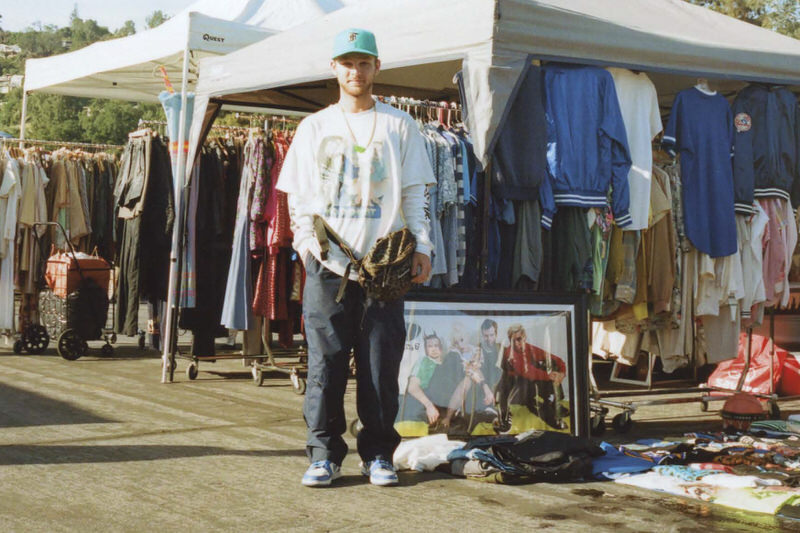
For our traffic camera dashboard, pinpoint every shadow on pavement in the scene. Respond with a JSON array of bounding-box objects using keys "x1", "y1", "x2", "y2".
[
  {"x1": 0, "y1": 444, "x2": 308, "y2": 465},
  {"x1": 0, "y1": 383, "x2": 116, "y2": 428}
]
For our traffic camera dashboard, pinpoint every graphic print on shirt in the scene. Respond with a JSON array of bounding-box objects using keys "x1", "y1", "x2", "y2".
[{"x1": 317, "y1": 136, "x2": 387, "y2": 219}]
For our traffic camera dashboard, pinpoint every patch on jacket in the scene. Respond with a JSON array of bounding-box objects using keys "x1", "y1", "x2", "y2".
[{"x1": 735, "y1": 112, "x2": 752, "y2": 133}]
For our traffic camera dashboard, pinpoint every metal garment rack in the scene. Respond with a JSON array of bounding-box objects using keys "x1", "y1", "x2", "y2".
[
  {"x1": 590, "y1": 284, "x2": 800, "y2": 434},
  {"x1": 161, "y1": 119, "x2": 307, "y2": 389},
  {"x1": 1, "y1": 137, "x2": 123, "y2": 151},
  {"x1": 699, "y1": 283, "x2": 800, "y2": 417}
]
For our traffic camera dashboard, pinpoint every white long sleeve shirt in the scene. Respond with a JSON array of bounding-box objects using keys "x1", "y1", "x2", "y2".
[{"x1": 277, "y1": 101, "x2": 435, "y2": 280}]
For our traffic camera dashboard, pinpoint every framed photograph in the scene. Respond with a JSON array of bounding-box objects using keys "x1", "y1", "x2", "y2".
[{"x1": 394, "y1": 290, "x2": 590, "y2": 438}]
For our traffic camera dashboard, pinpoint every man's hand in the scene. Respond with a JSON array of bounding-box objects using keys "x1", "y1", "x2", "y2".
[
  {"x1": 425, "y1": 403, "x2": 439, "y2": 424},
  {"x1": 411, "y1": 252, "x2": 432, "y2": 283},
  {"x1": 548, "y1": 371, "x2": 566, "y2": 385}
]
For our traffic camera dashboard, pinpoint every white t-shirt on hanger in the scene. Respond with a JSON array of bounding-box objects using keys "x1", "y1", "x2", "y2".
[{"x1": 607, "y1": 68, "x2": 663, "y2": 231}]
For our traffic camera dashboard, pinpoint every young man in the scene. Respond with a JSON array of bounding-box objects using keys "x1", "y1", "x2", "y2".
[
  {"x1": 496, "y1": 324, "x2": 568, "y2": 431},
  {"x1": 276, "y1": 28, "x2": 435, "y2": 487}
]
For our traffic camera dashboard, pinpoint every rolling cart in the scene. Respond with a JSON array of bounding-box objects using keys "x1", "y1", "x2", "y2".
[
  {"x1": 34, "y1": 222, "x2": 116, "y2": 360},
  {"x1": 178, "y1": 327, "x2": 308, "y2": 394}
]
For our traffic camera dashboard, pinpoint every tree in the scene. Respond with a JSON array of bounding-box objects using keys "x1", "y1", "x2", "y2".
[
  {"x1": 115, "y1": 20, "x2": 136, "y2": 38},
  {"x1": 146, "y1": 11, "x2": 170, "y2": 29},
  {"x1": 0, "y1": 88, "x2": 23, "y2": 137},
  {"x1": 67, "y1": 8, "x2": 111, "y2": 50},
  {"x1": 26, "y1": 93, "x2": 87, "y2": 142},
  {"x1": 686, "y1": 0, "x2": 800, "y2": 37}
]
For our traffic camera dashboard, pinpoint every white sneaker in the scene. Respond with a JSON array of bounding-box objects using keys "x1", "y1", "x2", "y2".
[{"x1": 302, "y1": 460, "x2": 342, "y2": 487}]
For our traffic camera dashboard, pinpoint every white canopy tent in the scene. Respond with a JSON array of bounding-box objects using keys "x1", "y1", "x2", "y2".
[
  {"x1": 187, "y1": 0, "x2": 800, "y2": 172},
  {"x1": 20, "y1": 0, "x2": 362, "y2": 103}
]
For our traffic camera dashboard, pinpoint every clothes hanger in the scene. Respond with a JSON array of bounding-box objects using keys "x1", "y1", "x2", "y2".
[{"x1": 695, "y1": 78, "x2": 714, "y2": 93}]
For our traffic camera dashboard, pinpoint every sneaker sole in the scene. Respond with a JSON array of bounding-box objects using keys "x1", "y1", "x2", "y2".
[
  {"x1": 370, "y1": 476, "x2": 399, "y2": 486},
  {"x1": 302, "y1": 471, "x2": 342, "y2": 487}
]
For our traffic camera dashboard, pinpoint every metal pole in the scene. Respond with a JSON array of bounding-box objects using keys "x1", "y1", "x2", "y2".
[
  {"x1": 19, "y1": 90, "x2": 28, "y2": 149},
  {"x1": 480, "y1": 158, "x2": 492, "y2": 288},
  {"x1": 161, "y1": 38, "x2": 192, "y2": 383}
]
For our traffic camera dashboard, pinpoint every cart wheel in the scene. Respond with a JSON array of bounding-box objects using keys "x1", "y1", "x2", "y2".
[
  {"x1": 22, "y1": 324, "x2": 50, "y2": 354},
  {"x1": 57, "y1": 329, "x2": 87, "y2": 361},
  {"x1": 769, "y1": 402, "x2": 781, "y2": 420},
  {"x1": 12, "y1": 340, "x2": 23, "y2": 354},
  {"x1": 590, "y1": 415, "x2": 606, "y2": 437},
  {"x1": 349, "y1": 418, "x2": 363, "y2": 438},
  {"x1": 186, "y1": 363, "x2": 198, "y2": 380},
  {"x1": 612, "y1": 412, "x2": 633, "y2": 433},
  {"x1": 291, "y1": 376, "x2": 306, "y2": 395},
  {"x1": 252, "y1": 368, "x2": 264, "y2": 387},
  {"x1": 101, "y1": 344, "x2": 114, "y2": 357}
]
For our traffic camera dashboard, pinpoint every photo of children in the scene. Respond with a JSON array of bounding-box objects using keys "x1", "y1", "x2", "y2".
[{"x1": 395, "y1": 301, "x2": 572, "y2": 437}]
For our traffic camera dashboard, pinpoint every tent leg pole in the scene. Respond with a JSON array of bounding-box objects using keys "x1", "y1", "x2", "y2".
[
  {"x1": 480, "y1": 158, "x2": 492, "y2": 288},
  {"x1": 19, "y1": 91, "x2": 28, "y2": 149},
  {"x1": 161, "y1": 41, "x2": 192, "y2": 383}
]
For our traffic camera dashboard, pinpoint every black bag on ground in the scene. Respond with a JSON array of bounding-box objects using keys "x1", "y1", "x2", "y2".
[
  {"x1": 66, "y1": 278, "x2": 109, "y2": 340},
  {"x1": 455, "y1": 430, "x2": 604, "y2": 484}
]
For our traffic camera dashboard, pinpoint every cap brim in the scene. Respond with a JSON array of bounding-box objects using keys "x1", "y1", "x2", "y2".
[{"x1": 332, "y1": 48, "x2": 379, "y2": 59}]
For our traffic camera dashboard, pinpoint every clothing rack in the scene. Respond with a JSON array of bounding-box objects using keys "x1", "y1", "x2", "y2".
[
  {"x1": 378, "y1": 94, "x2": 464, "y2": 131},
  {"x1": 1, "y1": 137, "x2": 123, "y2": 151}
]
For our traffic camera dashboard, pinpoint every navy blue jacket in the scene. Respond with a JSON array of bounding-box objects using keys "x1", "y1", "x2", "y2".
[
  {"x1": 492, "y1": 65, "x2": 556, "y2": 228},
  {"x1": 732, "y1": 84, "x2": 800, "y2": 213},
  {"x1": 543, "y1": 64, "x2": 632, "y2": 227}
]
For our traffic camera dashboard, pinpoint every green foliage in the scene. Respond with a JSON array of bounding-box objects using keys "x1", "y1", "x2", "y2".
[
  {"x1": 67, "y1": 8, "x2": 112, "y2": 50},
  {"x1": 26, "y1": 92, "x2": 87, "y2": 142},
  {"x1": 115, "y1": 20, "x2": 136, "y2": 38},
  {"x1": 686, "y1": 0, "x2": 800, "y2": 37},
  {"x1": 146, "y1": 11, "x2": 170, "y2": 29},
  {"x1": 0, "y1": 10, "x2": 172, "y2": 145},
  {"x1": 0, "y1": 88, "x2": 23, "y2": 137}
]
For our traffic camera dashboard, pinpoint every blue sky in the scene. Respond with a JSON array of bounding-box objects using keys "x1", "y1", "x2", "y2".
[{"x1": 1, "y1": 1, "x2": 196, "y2": 32}]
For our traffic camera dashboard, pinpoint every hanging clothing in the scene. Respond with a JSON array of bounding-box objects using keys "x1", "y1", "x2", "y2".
[
  {"x1": 543, "y1": 63, "x2": 632, "y2": 227},
  {"x1": 732, "y1": 84, "x2": 800, "y2": 214},
  {"x1": 663, "y1": 87, "x2": 737, "y2": 258},
  {"x1": 114, "y1": 134, "x2": 174, "y2": 336},
  {"x1": 607, "y1": 67, "x2": 663, "y2": 231},
  {"x1": 0, "y1": 156, "x2": 20, "y2": 330},
  {"x1": 221, "y1": 136, "x2": 263, "y2": 331}
]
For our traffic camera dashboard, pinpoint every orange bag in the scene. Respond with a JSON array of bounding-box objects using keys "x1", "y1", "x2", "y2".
[{"x1": 45, "y1": 251, "x2": 111, "y2": 298}]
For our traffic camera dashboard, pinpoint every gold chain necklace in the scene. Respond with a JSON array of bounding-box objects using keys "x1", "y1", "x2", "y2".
[{"x1": 340, "y1": 104, "x2": 377, "y2": 153}]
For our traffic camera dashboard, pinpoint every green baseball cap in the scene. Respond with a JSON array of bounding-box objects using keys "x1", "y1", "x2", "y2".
[{"x1": 332, "y1": 28, "x2": 379, "y2": 59}]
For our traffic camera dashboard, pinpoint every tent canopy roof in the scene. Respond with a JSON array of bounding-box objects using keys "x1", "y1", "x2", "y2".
[
  {"x1": 197, "y1": 0, "x2": 800, "y2": 105},
  {"x1": 22, "y1": 0, "x2": 361, "y2": 102},
  {"x1": 190, "y1": 0, "x2": 800, "y2": 167}
]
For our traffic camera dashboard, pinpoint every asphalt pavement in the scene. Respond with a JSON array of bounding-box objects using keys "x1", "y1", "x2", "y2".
[{"x1": 0, "y1": 335, "x2": 798, "y2": 532}]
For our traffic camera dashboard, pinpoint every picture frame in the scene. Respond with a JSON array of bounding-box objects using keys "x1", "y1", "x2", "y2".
[{"x1": 394, "y1": 290, "x2": 590, "y2": 439}]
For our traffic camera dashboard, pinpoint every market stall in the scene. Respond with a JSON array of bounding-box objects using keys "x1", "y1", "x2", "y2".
[{"x1": 17, "y1": 0, "x2": 360, "y2": 379}]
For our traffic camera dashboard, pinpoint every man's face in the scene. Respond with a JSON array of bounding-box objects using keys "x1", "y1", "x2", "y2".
[
  {"x1": 331, "y1": 53, "x2": 380, "y2": 97},
  {"x1": 511, "y1": 331, "x2": 526, "y2": 354},
  {"x1": 481, "y1": 326, "x2": 497, "y2": 346},
  {"x1": 425, "y1": 338, "x2": 442, "y2": 361}
]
